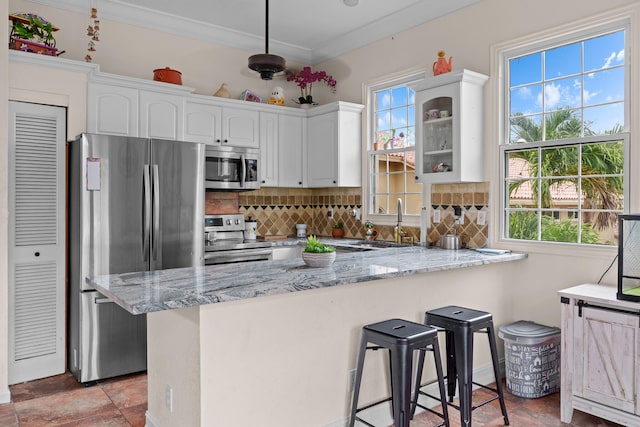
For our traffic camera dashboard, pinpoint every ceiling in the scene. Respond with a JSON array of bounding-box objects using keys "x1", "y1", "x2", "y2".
[{"x1": 30, "y1": 0, "x2": 479, "y2": 64}]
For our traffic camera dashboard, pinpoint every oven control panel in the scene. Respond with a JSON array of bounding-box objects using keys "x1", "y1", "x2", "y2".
[{"x1": 205, "y1": 214, "x2": 245, "y2": 232}]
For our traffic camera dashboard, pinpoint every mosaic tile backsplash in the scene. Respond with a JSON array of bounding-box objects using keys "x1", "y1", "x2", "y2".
[{"x1": 205, "y1": 182, "x2": 489, "y2": 247}]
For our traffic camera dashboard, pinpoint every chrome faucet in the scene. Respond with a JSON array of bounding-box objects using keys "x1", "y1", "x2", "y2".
[{"x1": 396, "y1": 198, "x2": 405, "y2": 242}]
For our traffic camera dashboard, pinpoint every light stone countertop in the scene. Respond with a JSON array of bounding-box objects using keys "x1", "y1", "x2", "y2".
[{"x1": 89, "y1": 240, "x2": 527, "y2": 315}]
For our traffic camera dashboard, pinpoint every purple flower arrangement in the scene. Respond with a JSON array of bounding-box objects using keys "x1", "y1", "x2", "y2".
[{"x1": 287, "y1": 66, "x2": 337, "y2": 105}]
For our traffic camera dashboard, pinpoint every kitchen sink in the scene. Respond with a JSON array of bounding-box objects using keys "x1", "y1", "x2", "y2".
[
  {"x1": 333, "y1": 240, "x2": 404, "y2": 253},
  {"x1": 333, "y1": 246, "x2": 376, "y2": 253}
]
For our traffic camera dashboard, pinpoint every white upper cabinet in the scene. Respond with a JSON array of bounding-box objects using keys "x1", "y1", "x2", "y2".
[
  {"x1": 278, "y1": 114, "x2": 305, "y2": 187},
  {"x1": 259, "y1": 112, "x2": 279, "y2": 186},
  {"x1": 87, "y1": 83, "x2": 138, "y2": 136},
  {"x1": 87, "y1": 75, "x2": 191, "y2": 139},
  {"x1": 259, "y1": 112, "x2": 305, "y2": 187},
  {"x1": 222, "y1": 107, "x2": 260, "y2": 148},
  {"x1": 184, "y1": 101, "x2": 222, "y2": 145},
  {"x1": 306, "y1": 102, "x2": 364, "y2": 188},
  {"x1": 86, "y1": 73, "x2": 362, "y2": 188},
  {"x1": 139, "y1": 90, "x2": 184, "y2": 139},
  {"x1": 411, "y1": 69, "x2": 488, "y2": 183}
]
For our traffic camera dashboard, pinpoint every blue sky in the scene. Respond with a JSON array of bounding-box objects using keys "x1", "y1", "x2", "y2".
[{"x1": 509, "y1": 30, "x2": 625, "y2": 139}]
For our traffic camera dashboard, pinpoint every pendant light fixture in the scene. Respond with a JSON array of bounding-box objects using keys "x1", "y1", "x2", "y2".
[{"x1": 248, "y1": 0, "x2": 285, "y2": 80}]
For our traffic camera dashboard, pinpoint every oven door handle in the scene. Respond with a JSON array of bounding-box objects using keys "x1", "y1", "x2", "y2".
[{"x1": 205, "y1": 248, "x2": 272, "y2": 264}]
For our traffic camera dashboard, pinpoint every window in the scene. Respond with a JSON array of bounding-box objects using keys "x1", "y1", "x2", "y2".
[
  {"x1": 501, "y1": 26, "x2": 628, "y2": 246},
  {"x1": 366, "y1": 74, "x2": 423, "y2": 222}
]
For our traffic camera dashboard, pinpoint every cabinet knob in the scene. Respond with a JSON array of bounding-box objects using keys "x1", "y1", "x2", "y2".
[
  {"x1": 216, "y1": 139, "x2": 221, "y2": 143},
  {"x1": 333, "y1": 180, "x2": 336, "y2": 184},
  {"x1": 34, "y1": 252, "x2": 40, "y2": 257},
  {"x1": 298, "y1": 181, "x2": 302, "y2": 185},
  {"x1": 262, "y1": 180, "x2": 266, "y2": 184},
  {"x1": 415, "y1": 176, "x2": 419, "y2": 180},
  {"x1": 223, "y1": 139, "x2": 229, "y2": 143}
]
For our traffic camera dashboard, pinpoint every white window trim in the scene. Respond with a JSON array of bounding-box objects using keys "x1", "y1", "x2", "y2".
[
  {"x1": 361, "y1": 67, "x2": 427, "y2": 227},
  {"x1": 487, "y1": 4, "x2": 639, "y2": 257}
]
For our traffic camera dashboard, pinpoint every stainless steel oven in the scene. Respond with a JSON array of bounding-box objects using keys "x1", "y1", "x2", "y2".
[
  {"x1": 204, "y1": 214, "x2": 272, "y2": 265},
  {"x1": 205, "y1": 146, "x2": 260, "y2": 191}
]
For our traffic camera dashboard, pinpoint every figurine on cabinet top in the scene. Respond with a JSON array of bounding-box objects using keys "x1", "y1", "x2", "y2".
[
  {"x1": 268, "y1": 86, "x2": 285, "y2": 105},
  {"x1": 433, "y1": 50, "x2": 452, "y2": 76}
]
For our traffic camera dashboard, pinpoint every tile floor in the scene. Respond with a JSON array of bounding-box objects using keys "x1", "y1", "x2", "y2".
[
  {"x1": 1, "y1": 371, "x2": 146, "y2": 426},
  {"x1": 0, "y1": 371, "x2": 624, "y2": 426}
]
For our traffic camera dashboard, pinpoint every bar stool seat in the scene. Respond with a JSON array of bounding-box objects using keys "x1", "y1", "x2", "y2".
[
  {"x1": 416, "y1": 306, "x2": 509, "y2": 427},
  {"x1": 349, "y1": 318, "x2": 450, "y2": 427}
]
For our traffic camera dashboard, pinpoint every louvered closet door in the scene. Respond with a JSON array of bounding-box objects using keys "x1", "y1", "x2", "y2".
[{"x1": 8, "y1": 101, "x2": 66, "y2": 384}]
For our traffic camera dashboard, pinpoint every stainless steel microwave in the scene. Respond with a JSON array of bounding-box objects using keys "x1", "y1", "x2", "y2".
[{"x1": 205, "y1": 145, "x2": 260, "y2": 191}]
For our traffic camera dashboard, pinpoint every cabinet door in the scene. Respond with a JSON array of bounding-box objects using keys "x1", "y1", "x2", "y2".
[
  {"x1": 259, "y1": 112, "x2": 279, "y2": 186},
  {"x1": 413, "y1": 70, "x2": 487, "y2": 183},
  {"x1": 87, "y1": 82, "x2": 138, "y2": 136},
  {"x1": 139, "y1": 90, "x2": 184, "y2": 140},
  {"x1": 415, "y1": 84, "x2": 457, "y2": 183},
  {"x1": 222, "y1": 107, "x2": 259, "y2": 148},
  {"x1": 279, "y1": 114, "x2": 304, "y2": 187},
  {"x1": 573, "y1": 305, "x2": 639, "y2": 413},
  {"x1": 184, "y1": 102, "x2": 222, "y2": 145},
  {"x1": 8, "y1": 102, "x2": 66, "y2": 384},
  {"x1": 307, "y1": 112, "x2": 337, "y2": 187}
]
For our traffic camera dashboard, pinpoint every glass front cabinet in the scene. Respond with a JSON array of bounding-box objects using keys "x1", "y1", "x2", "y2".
[{"x1": 411, "y1": 69, "x2": 488, "y2": 183}]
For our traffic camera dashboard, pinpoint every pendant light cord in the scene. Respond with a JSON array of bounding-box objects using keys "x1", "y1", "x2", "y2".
[{"x1": 265, "y1": 0, "x2": 270, "y2": 54}]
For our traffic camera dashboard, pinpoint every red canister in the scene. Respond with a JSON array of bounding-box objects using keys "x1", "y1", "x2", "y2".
[{"x1": 153, "y1": 67, "x2": 182, "y2": 85}]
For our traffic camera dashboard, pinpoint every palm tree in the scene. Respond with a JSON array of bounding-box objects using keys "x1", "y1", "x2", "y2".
[{"x1": 509, "y1": 109, "x2": 623, "y2": 231}]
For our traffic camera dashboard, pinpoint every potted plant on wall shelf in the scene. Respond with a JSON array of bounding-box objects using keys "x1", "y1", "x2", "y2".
[{"x1": 9, "y1": 13, "x2": 59, "y2": 56}]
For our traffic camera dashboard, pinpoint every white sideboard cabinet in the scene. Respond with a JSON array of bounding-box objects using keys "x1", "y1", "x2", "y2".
[
  {"x1": 558, "y1": 284, "x2": 640, "y2": 426},
  {"x1": 306, "y1": 102, "x2": 364, "y2": 188},
  {"x1": 410, "y1": 69, "x2": 488, "y2": 183}
]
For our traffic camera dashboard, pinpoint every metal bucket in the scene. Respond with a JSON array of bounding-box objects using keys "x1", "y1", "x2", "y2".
[{"x1": 440, "y1": 234, "x2": 460, "y2": 250}]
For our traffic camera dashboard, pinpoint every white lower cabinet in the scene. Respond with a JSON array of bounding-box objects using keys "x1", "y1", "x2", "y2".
[{"x1": 559, "y1": 284, "x2": 640, "y2": 426}]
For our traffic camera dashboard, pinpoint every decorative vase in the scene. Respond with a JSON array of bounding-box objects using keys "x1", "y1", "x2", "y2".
[
  {"x1": 332, "y1": 228, "x2": 344, "y2": 238},
  {"x1": 302, "y1": 251, "x2": 336, "y2": 268}
]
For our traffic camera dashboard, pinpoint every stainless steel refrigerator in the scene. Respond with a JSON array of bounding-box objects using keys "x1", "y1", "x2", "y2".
[{"x1": 68, "y1": 133, "x2": 205, "y2": 383}]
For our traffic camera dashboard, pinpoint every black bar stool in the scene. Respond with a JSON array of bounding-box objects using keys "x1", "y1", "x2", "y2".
[
  {"x1": 415, "y1": 306, "x2": 509, "y2": 427},
  {"x1": 349, "y1": 318, "x2": 450, "y2": 427}
]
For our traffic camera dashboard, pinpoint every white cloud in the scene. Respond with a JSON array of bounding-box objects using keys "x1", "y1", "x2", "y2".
[
  {"x1": 517, "y1": 86, "x2": 533, "y2": 99},
  {"x1": 544, "y1": 83, "x2": 561, "y2": 109},
  {"x1": 603, "y1": 49, "x2": 624, "y2": 69},
  {"x1": 603, "y1": 51, "x2": 616, "y2": 68}
]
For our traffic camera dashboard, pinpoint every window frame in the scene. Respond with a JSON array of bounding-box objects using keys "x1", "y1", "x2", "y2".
[
  {"x1": 362, "y1": 69, "x2": 426, "y2": 227},
  {"x1": 490, "y1": 10, "x2": 635, "y2": 254}
]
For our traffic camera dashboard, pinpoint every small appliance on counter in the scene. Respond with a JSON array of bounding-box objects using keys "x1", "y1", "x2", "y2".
[
  {"x1": 244, "y1": 218, "x2": 257, "y2": 240},
  {"x1": 617, "y1": 214, "x2": 640, "y2": 301},
  {"x1": 296, "y1": 224, "x2": 307, "y2": 238}
]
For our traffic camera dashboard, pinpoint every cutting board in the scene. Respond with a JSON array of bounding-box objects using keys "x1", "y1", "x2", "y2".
[{"x1": 258, "y1": 235, "x2": 290, "y2": 241}]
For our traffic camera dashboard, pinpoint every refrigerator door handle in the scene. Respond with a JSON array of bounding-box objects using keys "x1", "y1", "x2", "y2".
[
  {"x1": 240, "y1": 154, "x2": 246, "y2": 188},
  {"x1": 143, "y1": 164, "x2": 151, "y2": 262},
  {"x1": 152, "y1": 164, "x2": 161, "y2": 266}
]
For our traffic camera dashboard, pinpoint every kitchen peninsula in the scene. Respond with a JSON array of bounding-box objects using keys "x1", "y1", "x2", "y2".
[{"x1": 91, "y1": 244, "x2": 526, "y2": 427}]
